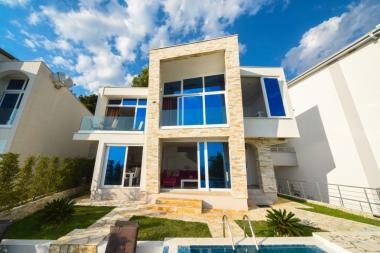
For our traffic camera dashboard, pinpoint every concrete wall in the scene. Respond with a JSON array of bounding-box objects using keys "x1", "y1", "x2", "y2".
[
  {"x1": 3, "y1": 62, "x2": 92, "y2": 160},
  {"x1": 276, "y1": 38, "x2": 380, "y2": 192}
]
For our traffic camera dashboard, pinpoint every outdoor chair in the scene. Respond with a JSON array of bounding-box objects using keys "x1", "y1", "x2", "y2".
[{"x1": 105, "y1": 220, "x2": 139, "y2": 253}]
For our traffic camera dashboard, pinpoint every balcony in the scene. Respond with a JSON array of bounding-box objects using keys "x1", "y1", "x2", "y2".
[{"x1": 79, "y1": 116, "x2": 145, "y2": 132}]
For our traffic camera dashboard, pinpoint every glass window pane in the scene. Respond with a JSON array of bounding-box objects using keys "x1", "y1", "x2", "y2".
[
  {"x1": 183, "y1": 96, "x2": 203, "y2": 125},
  {"x1": 205, "y1": 74, "x2": 225, "y2": 92},
  {"x1": 104, "y1": 146, "x2": 126, "y2": 186},
  {"x1": 108, "y1": 99, "x2": 121, "y2": 105},
  {"x1": 134, "y1": 108, "x2": 146, "y2": 130},
  {"x1": 183, "y1": 77, "x2": 203, "y2": 94},
  {"x1": 164, "y1": 81, "x2": 181, "y2": 95},
  {"x1": 122, "y1": 99, "x2": 137, "y2": 106},
  {"x1": 138, "y1": 99, "x2": 147, "y2": 106},
  {"x1": 199, "y1": 142, "x2": 206, "y2": 188},
  {"x1": 161, "y1": 97, "x2": 178, "y2": 126},
  {"x1": 125, "y1": 146, "x2": 143, "y2": 187},
  {"x1": 205, "y1": 94, "x2": 226, "y2": 124},
  {"x1": 7, "y1": 80, "x2": 24, "y2": 90},
  {"x1": 0, "y1": 93, "x2": 20, "y2": 124},
  {"x1": 263, "y1": 78, "x2": 286, "y2": 116},
  {"x1": 178, "y1": 97, "x2": 183, "y2": 126},
  {"x1": 207, "y1": 142, "x2": 231, "y2": 189}
]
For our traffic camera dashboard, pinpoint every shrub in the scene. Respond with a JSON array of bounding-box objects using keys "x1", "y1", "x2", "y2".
[
  {"x1": 31, "y1": 156, "x2": 50, "y2": 198},
  {"x1": 266, "y1": 208, "x2": 308, "y2": 237},
  {"x1": 15, "y1": 156, "x2": 36, "y2": 201},
  {"x1": 42, "y1": 198, "x2": 76, "y2": 223},
  {"x1": 0, "y1": 153, "x2": 20, "y2": 208},
  {"x1": 46, "y1": 156, "x2": 59, "y2": 193}
]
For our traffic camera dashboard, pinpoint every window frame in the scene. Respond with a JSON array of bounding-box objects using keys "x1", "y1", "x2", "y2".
[
  {"x1": 260, "y1": 77, "x2": 288, "y2": 118},
  {"x1": 101, "y1": 144, "x2": 143, "y2": 189},
  {"x1": 0, "y1": 79, "x2": 28, "y2": 126},
  {"x1": 106, "y1": 98, "x2": 147, "y2": 130},
  {"x1": 161, "y1": 73, "x2": 229, "y2": 128}
]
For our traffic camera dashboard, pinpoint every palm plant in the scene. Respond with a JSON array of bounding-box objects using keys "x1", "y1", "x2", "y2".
[
  {"x1": 42, "y1": 198, "x2": 76, "y2": 223},
  {"x1": 265, "y1": 208, "x2": 308, "y2": 236}
]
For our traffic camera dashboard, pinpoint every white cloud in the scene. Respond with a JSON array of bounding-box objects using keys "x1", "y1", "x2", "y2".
[
  {"x1": 5, "y1": 30, "x2": 15, "y2": 40},
  {"x1": 52, "y1": 56, "x2": 74, "y2": 71},
  {"x1": 0, "y1": 0, "x2": 28, "y2": 7},
  {"x1": 239, "y1": 42, "x2": 247, "y2": 54},
  {"x1": 28, "y1": 12, "x2": 41, "y2": 25},
  {"x1": 282, "y1": 0, "x2": 380, "y2": 75}
]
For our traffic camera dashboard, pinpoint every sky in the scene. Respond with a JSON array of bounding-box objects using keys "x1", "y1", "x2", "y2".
[{"x1": 0, "y1": 0, "x2": 380, "y2": 96}]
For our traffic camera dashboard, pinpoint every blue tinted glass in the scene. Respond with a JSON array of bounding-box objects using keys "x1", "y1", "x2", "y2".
[
  {"x1": 205, "y1": 94, "x2": 226, "y2": 124},
  {"x1": 205, "y1": 74, "x2": 225, "y2": 92},
  {"x1": 104, "y1": 146, "x2": 126, "y2": 185},
  {"x1": 183, "y1": 77, "x2": 203, "y2": 94},
  {"x1": 122, "y1": 99, "x2": 137, "y2": 106},
  {"x1": 0, "y1": 93, "x2": 20, "y2": 125},
  {"x1": 164, "y1": 81, "x2": 181, "y2": 95},
  {"x1": 183, "y1": 96, "x2": 203, "y2": 125},
  {"x1": 134, "y1": 108, "x2": 146, "y2": 130},
  {"x1": 138, "y1": 99, "x2": 147, "y2": 106},
  {"x1": 199, "y1": 143, "x2": 206, "y2": 188},
  {"x1": 7, "y1": 79, "x2": 24, "y2": 90},
  {"x1": 161, "y1": 97, "x2": 178, "y2": 126},
  {"x1": 207, "y1": 142, "x2": 230, "y2": 189},
  {"x1": 108, "y1": 99, "x2": 121, "y2": 105},
  {"x1": 263, "y1": 78, "x2": 286, "y2": 116}
]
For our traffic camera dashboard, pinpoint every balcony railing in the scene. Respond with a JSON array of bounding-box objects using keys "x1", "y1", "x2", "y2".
[{"x1": 79, "y1": 116, "x2": 144, "y2": 131}]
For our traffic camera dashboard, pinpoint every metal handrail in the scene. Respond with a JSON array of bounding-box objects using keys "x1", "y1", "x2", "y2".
[
  {"x1": 222, "y1": 215, "x2": 235, "y2": 251},
  {"x1": 242, "y1": 215, "x2": 259, "y2": 251}
]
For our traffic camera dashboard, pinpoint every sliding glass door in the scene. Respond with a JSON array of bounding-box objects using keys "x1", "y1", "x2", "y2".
[{"x1": 198, "y1": 141, "x2": 231, "y2": 190}]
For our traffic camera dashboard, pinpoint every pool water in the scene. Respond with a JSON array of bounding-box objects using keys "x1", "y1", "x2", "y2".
[{"x1": 177, "y1": 245, "x2": 326, "y2": 253}]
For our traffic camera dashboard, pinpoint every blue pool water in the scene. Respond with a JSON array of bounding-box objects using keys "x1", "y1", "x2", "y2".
[{"x1": 176, "y1": 245, "x2": 326, "y2": 253}]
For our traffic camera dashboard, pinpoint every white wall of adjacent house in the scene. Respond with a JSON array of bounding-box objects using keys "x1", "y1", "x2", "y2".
[{"x1": 275, "y1": 38, "x2": 380, "y2": 208}]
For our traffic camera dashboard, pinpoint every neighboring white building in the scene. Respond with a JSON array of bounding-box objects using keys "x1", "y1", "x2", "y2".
[
  {"x1": 275, "y1": 25, "x2": 380, "y2": 214},
  {"x1": 0, "y1": 49, "x2": 92, "y2": 160}
]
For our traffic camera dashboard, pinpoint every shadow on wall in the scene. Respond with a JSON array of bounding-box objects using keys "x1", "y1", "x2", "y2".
[{"x1": 275, "y1": 106, "x2": 335, "y2": 203}]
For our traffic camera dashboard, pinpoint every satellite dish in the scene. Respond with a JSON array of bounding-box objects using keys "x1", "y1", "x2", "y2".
[{"x1": 51, "y1": 72, "x2": 75, "y2": 89}]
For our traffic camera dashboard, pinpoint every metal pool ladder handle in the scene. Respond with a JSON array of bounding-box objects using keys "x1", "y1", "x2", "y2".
[
  {"x1": 222, "y1": 215, "x2": 236, "y2": 251},
  {"x1": 242, "y1": 215, "x2": 259, "y2": 251}
]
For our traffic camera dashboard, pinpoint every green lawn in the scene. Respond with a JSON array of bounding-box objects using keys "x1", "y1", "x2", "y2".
[
  {"x1": 5, "y1": 206, "x2": 115, "y2": 240},
  {"x1": 235, "y1": 220, "x2": 323, "y2": 237},
  {"x1": 129, "y1": 216, "x2": 211, "y2": 241},
  {"x1": 279, "y1": 195, "x2": 380, "y2": 227}
]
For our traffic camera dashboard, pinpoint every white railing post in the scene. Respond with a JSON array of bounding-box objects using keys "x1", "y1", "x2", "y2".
[
  {"x1": 337, "y1": 185, "x2": 344, "y2": 207},
  {"x1": 363, "y1": 188, "x2": 374, "y2": 214},
  {"x1": 286, "y1": 180, "x2": 291, "y2": 195}
]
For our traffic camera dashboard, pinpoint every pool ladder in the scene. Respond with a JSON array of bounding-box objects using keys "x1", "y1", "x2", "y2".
[
  {"x1": 222, "y1": 215, "x2": 236, "y2": 251},
  {"x1": 242, "y1": 215, "x2": 259, "y2": 251}
]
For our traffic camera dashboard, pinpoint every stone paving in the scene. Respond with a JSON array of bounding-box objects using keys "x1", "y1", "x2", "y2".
[{"x1": 67, "y1": 196, "x2": 380, "y2": 253}]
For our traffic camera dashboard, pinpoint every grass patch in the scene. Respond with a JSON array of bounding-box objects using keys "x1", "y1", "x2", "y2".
[
  {"x1": 235, "y1": 220, "x2": 323, "y2": 237},
  {"x1": 279, "y1": 195, "x2": 380, "y2": 227},
  {"x1": 5, "y1": 206, "x2": 115, "y2": 240},
  {"x1": 129, "y1": 216, "x2": 211, "y2": 241}
]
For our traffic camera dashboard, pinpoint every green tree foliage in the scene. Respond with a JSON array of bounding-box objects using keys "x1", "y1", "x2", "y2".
[
  {"x1": 46, "y1": 156, "x2": 59, "y2": 193},
  {"x1": 32, "y1": 156, "x2": 50, "y2": 197},
  {"x1": 78, "y1": 94, "x2": 98, "y2": 114},
  {"x1": 132, "y1": 67, "x2": 149, "y2": 87},
  {"x1": 15, "y1": 156, "x2": 36, "y2": 201},
  {"x1": 266, "y1": 208, "x2": 308, "y2": 236},
  {"x1": 0, "y1": 153, "x2": 20, "y2": 208}
]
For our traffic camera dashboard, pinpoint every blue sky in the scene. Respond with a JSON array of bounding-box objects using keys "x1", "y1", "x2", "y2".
[{"x1": 1, "y1": 0, "x2": 380, "y2": 96}]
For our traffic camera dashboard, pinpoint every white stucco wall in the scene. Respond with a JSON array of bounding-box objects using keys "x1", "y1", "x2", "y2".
[{"x1": 276, "y1": 39, "x2": 380, "y2": 191}]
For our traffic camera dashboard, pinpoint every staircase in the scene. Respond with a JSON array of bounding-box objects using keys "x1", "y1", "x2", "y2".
[{"x1": 150, "y1": 197, "x2": 203, "y2": 214}]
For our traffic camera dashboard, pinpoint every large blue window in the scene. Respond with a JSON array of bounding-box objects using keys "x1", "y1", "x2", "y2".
[
  {"x1": 199, "y1": 142, "x2": 206, "y2": 188},
  {"x1": 106, "y1": 98, "x2": 147, "y2": 130},
  {"x1": 205, "y1": 94, "x2": 227, "y2": 124},
  {"x1": 162, "y1": 74, "x2": 227, "y2": 127},
  {"x1": 207, "y1": 142, "x2": 230, "y2": 189},
  {"x1": 104, "y1": 146, "x2": 126, "y2": 186},
  {"x1": 263, "y1": 78, "x2": 286, "y2": 117},
  {"x1": 184, "y1": 96, "x2": 203, "y2": 125},
  {"x1": 135, "y1": 108, "x2": 146, "y2": 130}
]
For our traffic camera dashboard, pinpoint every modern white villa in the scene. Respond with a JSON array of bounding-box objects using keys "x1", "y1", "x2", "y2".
[
  {"x1": 0, "y1": 48, "x2": 92, "y2": 160},
  {"x1": 74, "y1": 35, "x2": 299, "y2": 210},
  {"x1": 275, "y1": 25, "x2": 380, "y2": 214}
]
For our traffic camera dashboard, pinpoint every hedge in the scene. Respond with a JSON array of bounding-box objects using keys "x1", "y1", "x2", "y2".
[{"x1": 0, "y1": 153, "x2": 94, "y2": 210}]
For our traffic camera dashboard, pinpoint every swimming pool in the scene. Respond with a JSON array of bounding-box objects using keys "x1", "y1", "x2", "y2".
[{"x1": 176, "y1": 244, "x2": 326, "y2": 252}]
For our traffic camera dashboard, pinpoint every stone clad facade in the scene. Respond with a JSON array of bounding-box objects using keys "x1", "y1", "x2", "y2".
[{"x1": 145, "y1": 36, "x2": 248, "y2": 203}]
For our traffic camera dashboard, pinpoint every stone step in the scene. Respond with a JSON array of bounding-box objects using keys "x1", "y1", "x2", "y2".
[
  {"x1": 156, "y1": 197, "x2": 202, "y2": 209},
  {"x1": 150, "y1": 204, "x2": 202, "y2": 215}
]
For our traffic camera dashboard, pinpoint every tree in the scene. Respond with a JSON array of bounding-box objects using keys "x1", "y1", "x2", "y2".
[
  {"x1": 32, "y1": 156, "x2": 50, "y2": 198},
  {"x1": 78, "y1": 94, "x2": 98, "y2": 114},
  {"x1": 0, "y1": 153, "x2": 20, "y2": 208},
  {"x1": 15, "y1": 155, "x2": 36, "y2": 201},
  {"x1": 132, "y1": 67, "x2": 149, "y2": 87},
  {"x1": 46, "y1": 156, "x2": 59, "y2": 193}
]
